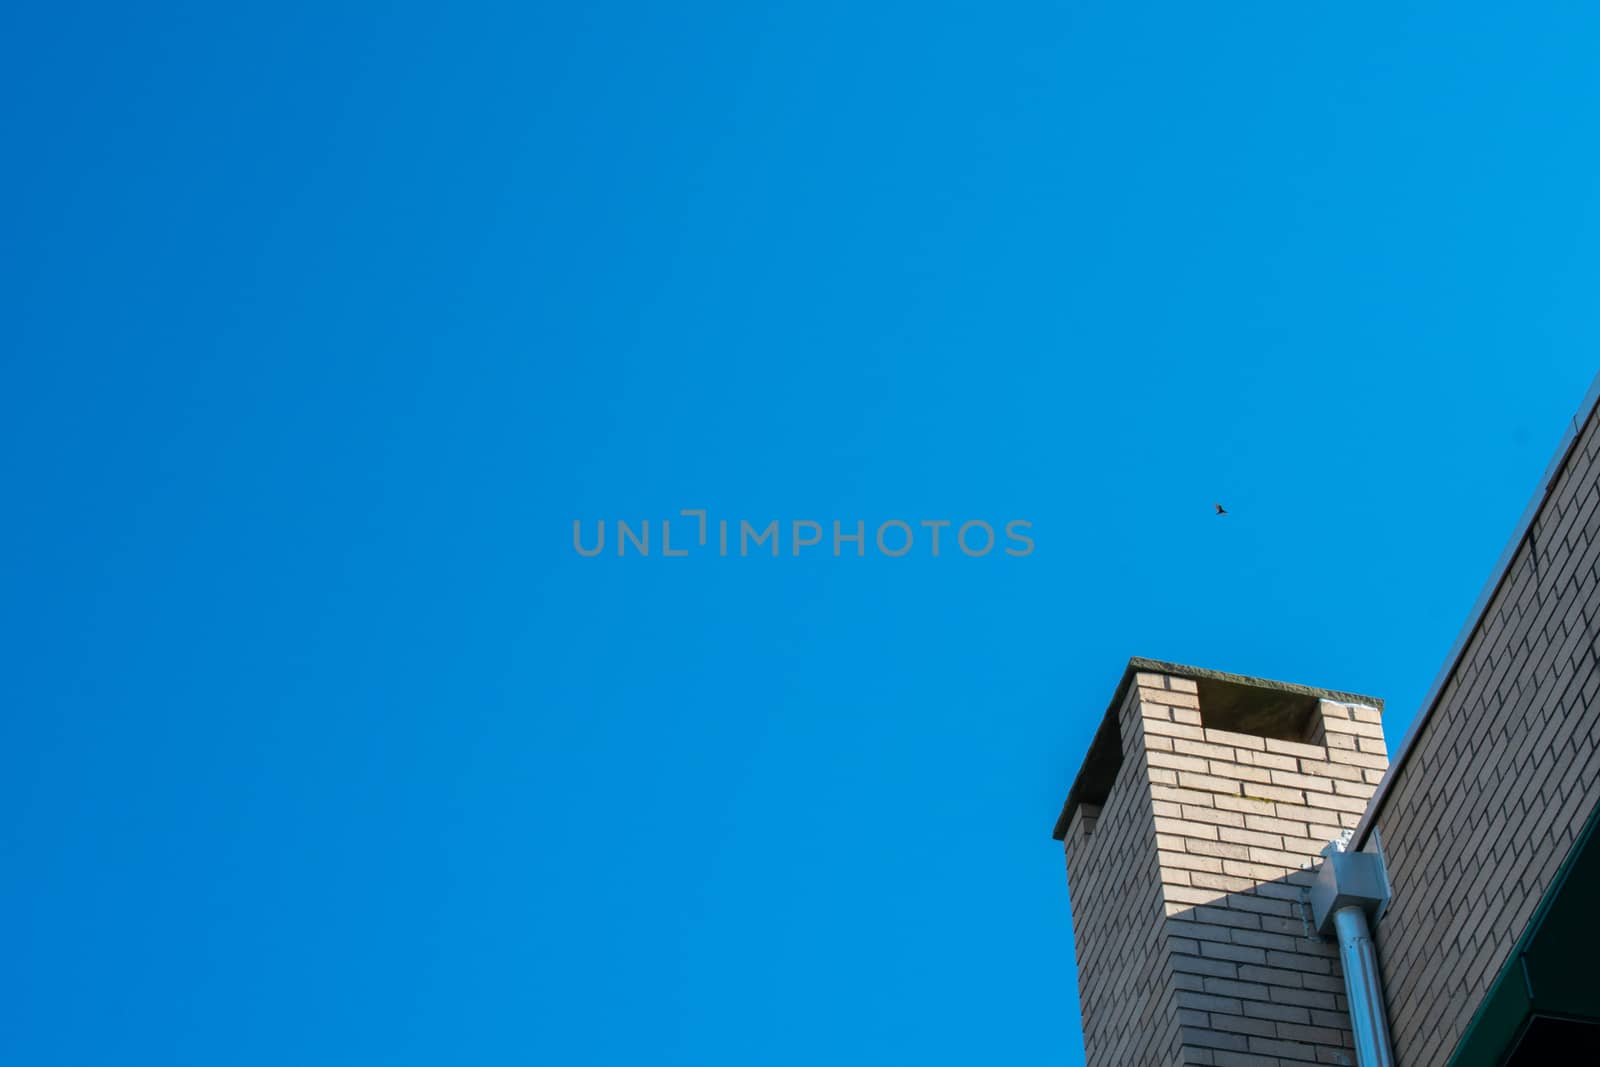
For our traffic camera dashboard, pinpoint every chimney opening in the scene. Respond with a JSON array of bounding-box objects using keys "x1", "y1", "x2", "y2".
[{"x1": 1193, "y1": 675, "x2": 1324, "y2": 746}]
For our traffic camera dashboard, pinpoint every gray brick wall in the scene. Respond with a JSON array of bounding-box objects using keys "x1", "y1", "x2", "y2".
[{"x1": 1367, "y1": 404, "x2": 1600, "y2": 1064}]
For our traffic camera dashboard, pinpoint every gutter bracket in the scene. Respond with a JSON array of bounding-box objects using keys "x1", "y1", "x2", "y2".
[{"x1": 1311, "y1": 840, "x2": 1391, "y2": 936}]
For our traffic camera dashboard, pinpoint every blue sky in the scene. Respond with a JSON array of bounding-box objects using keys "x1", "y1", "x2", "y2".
[{"x1": 4, "y1": 3, "x2": 1599, "y2": 1064}]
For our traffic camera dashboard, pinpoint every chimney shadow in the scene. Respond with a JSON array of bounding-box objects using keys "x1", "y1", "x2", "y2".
[{"x1": 1160, "y1": 873, "x2": 1358, "y2": 1066}]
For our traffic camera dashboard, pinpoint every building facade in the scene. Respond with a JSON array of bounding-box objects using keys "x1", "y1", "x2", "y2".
[{"x1": 1055, "y1": 377, "x2": 1600, "y2": 1066}]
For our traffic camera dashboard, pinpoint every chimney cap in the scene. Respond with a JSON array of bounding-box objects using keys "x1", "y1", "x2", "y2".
[{"x1": 1051, "y1": 657, "x2": 1383, "y2": 840}]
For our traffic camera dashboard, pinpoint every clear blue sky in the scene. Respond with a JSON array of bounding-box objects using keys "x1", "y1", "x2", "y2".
[{"x1": 4, "y1": 3, "x2": 1598, "y2": 1064}]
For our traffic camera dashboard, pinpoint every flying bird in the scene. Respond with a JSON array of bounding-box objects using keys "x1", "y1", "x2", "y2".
[{"x1": 1214, "y1": 504, "x2": 1227, "y2": 516}]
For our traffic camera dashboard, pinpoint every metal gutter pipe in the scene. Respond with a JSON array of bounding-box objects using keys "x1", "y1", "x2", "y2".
[
  {"x1": 1332, "y1": 905, "x2": 1396, "y2": 1067},
  {"x1": 1312, "y1": 840, "x2": 1396, "y2": 1067}
]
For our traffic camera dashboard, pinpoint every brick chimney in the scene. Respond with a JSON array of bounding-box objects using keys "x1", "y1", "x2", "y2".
[{"x1": 1054, "y1": 659, "x2": 1389, "y2": 1066}]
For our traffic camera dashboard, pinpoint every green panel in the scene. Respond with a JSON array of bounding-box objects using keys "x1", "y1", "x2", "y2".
[
  {"x1": 1448, "y1": 798, "x2": 1600, "y2": 1066},
  {"x1": 1520, "y1": 810, "x2": 1600, "y2": 1020},
  {"x1": 1448, "y1": 960, "x2": 1531, "y2": 1067}
]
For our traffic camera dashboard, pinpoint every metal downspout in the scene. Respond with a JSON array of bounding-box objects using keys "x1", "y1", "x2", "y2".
[
  {"x1": 1332, "y1": 905, "x2": 1395, "y2": 1067},
  {"x1": 1312, "y1": 840, "x2": 1396, "y2": 1067}
]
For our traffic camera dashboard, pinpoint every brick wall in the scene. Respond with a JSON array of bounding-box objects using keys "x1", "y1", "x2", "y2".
[
  {"x1": 1064, "y1": 680, "x2": 1184, "y2": 1065},
  {"x1": 1063, "y1": 667, "x2": 1389, "y2": 1066},
  {"x1": 1365, "y1": 405, "x2": 1600, "y2": 1064}
]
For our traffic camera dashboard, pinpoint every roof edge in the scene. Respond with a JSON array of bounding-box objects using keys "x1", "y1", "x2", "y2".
[{"x1": 1353, "y1": 369, "x2": 1600, "y2": 848}]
